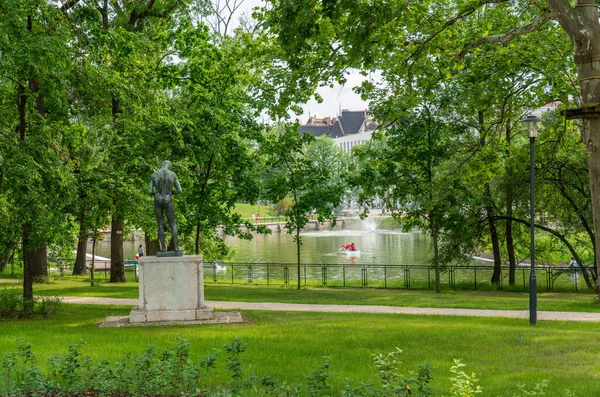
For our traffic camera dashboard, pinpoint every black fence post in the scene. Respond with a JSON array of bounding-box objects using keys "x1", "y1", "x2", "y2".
[{"x1": 197, "y1": 262, "x2": 591, "y2": 293}]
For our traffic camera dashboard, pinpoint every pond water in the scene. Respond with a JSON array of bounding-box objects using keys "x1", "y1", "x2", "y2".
[
  {"x1": 88, "y1": 226, "x2": 434, "y2": 265},
  {"x1": 222, "y1": 227, "x2": 433, "y2": 265}
]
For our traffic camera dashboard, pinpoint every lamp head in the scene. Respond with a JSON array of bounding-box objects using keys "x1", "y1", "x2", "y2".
[{"x1": 520, "y1": 115, "x2": 541, "y2": 138}]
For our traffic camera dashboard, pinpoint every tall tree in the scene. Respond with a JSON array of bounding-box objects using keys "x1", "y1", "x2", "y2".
[
  {"x1": 355, "y1": 109, "x2": 468, "y2": 293},
  {"x1": 261, "y1": 0, "x2": 600, "y2": 293},
  {"x1": 0, "y1": 0, "x2": 78, "y2": 302},
  {"x1": 264, "y1": 124, "x2": 345, "y2": 289},
  {"x1": 63, "y1": 0, "x2": 201, "y2": 281}
]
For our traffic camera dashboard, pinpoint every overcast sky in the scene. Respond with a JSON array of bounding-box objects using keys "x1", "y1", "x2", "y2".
[{"x1": 230, "y1": 0, "x2": 369, "y2": 123}]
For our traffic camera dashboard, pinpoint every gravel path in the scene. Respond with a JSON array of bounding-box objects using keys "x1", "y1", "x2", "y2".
[{"x1": 57, "y1": 296, "x2": 600, "y2": 322}]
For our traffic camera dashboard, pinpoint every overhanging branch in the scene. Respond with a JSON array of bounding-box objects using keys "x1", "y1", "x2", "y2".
[
  {"x1": 407, "y1": 0, "x2": 509, "y2": 64},
  {"x1": 459, "y1": 8, "x2": 555, "y2": 61}
]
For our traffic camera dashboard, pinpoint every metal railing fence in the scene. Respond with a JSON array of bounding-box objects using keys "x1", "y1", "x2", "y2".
[
  {"x1": 203, "y1": 262, "x2": 593, "y2": 292},
  {"x1": 45, "y1": 259, "x2": 592, "y2": 292}
]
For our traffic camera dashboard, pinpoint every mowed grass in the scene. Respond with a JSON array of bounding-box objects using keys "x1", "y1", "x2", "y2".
[
  {"x1": 1, "y1": 304, "x2": 599, "y2": 396},
  {"x1": 2, "y1": 276, "x2": 599, "y2": 312}
]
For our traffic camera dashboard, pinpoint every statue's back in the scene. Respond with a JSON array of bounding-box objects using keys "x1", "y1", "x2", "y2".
[{"x1": 153, "y1": 168, "x2": 176, "y2": 199}]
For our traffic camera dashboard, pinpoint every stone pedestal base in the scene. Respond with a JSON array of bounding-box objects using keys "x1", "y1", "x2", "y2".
[{"x1": 129, "y1": 254, "x2": 214, "y2": 324}]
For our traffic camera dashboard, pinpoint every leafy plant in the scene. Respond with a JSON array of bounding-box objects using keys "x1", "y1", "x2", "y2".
[
  {"x1": 446, "y1": 360, "x2": 482, "y2": 397},
  {"x1": 0, "y1": 289, "x2": 61, "y2": 319}
]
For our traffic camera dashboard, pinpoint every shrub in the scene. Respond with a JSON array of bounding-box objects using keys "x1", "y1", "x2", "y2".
[
  {"x1": 0, "y1": 339, "x2": 573, "y2": 396},
  {"x1": 0, "y1": 289, "x2": 61, "y2": 320}
]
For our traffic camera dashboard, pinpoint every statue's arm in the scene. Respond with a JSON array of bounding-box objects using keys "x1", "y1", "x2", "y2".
[
  {"x1": 148, "y1": 179, "x2": 155, "y2": 195},
  {"x1": 174, "y1": 177, "x2": 182, "y2": 195}
]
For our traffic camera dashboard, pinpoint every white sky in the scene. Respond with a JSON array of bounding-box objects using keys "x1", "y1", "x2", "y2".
[{"x1": 233, "y1": 0, "x2": 369, "y2": 123}]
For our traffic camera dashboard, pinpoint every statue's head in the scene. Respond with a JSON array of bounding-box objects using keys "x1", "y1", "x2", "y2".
[{"x1": 161, "y1": 160, "x2": 172, "y2": 170}]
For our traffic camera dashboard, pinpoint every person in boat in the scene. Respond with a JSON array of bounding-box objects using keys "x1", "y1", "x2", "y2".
[{"x1": 350, "y1": 243, "x2": 356, "y2": 251}]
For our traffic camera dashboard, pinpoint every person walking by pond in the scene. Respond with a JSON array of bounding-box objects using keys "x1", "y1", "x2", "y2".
[{"x1": 569, "y1": 257, "x2": 579, "y2": 282}]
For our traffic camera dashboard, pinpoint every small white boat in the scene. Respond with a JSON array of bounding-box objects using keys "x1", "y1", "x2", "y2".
[{"x1": 339, "y1": 248, "x2": 360, "y2": 256}]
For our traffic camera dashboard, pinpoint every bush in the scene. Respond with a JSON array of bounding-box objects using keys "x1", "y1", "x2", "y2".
[{"x1": 0, "y1": 289, "x2": 61, "y2": 319}]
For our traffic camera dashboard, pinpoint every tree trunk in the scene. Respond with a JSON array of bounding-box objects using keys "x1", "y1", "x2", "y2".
[
  {"x1": 496, "y1": 215, "x2": 594, "y2": 289},
  {"x1": 73, "y1": 211, "x2": 88, "y2": 275},
  {"x1": 506, "y1": 219, "x2": 516, "y2": 284},
  {"x1": 505, "y1": 122, "x2": 517, "y2": 284},
  {"x1": 91, "y1": 235, "x2": 96, "y2": 287},
  {"x1": 110, "y1": 215, "x2": 126, "y2": 282},
  {"x1": 546, "y1": 0, "x2": 600, "y2": 296},
  {"x1": 195, "y1": 221, "x2": 201, "y2": 254},
  {"x1": 145, "y1": 233, "x2": 159, "y2": 256},
  {"x1": 22, "y1": 225, "x2": 47, "y2": 304},
  {"x1": 586, "y1": 118, "x2": 600, "y2": 295},
  {"x1": 0, "y1": 248, "x2": 12, "y2": 272},
  {"x1": 487, "y1": 193, "x2": 502, "y2": 285},
  {"x1": 430, "y1": 213, "x2": 441, "y2": 294},
  {"x1": 477, "y1": 111, "x2": 502, "y2": 285},
  {"x1": 296, "y1": 227, "x2": 301, "y2": 290}
]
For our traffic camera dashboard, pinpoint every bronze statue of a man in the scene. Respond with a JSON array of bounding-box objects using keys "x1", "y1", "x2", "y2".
[{"x1": 149, "y1": 160, "x2": 182, "y2": 252}]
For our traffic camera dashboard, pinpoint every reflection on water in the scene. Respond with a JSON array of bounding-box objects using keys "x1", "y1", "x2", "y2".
[
  {"x1": 223, "y1": 227, "x2": 432, "y2": 265},
  {"x1": 87, "y1": 227, "x2": 433, "y2": 266}
]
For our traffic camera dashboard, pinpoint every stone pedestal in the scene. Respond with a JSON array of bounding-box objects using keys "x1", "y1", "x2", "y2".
[{"x1": 129, "y1": 255, "x2": 214, "y2": 323}]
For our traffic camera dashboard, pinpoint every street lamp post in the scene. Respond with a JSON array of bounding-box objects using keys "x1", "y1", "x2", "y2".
[{"x1": 521, "y1": 115, "x2": 540, "y2": 325}]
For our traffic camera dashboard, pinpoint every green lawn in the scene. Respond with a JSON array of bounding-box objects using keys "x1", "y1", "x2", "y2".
[
  {"x1": 2, "y1": 276, "x2": 599, "y2": 313},
  {"x1": 233, "y1": 203, "x2": 278, "y2": 218},
  {"x1": 1, "y1": 303, "x2": 599, "y2": 396}
]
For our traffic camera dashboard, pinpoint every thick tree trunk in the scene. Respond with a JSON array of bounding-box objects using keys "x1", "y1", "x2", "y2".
[
  {"x1": 547, "y1": 0, "x2": 600, "y2": 296},
  {"x1": 110, "y1": 215, "x2": 126, "y2": 282},
  {"x1": 22, "y1": 225, "x2": 47, "y2": 302},
  {"x1": 145, "y1": 233, "x2": 159, "y2": 256},
  {"x1": 73, "y1": 211, "x2": 88, "y2": 275},
  {"x1": 586, "y1": 118, "x2": 600, "y2": 294}
]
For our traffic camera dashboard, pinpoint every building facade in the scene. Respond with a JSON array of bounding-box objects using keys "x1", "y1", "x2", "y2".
[{"x1": 300, "y1": 109, "x2": 377, "y2": 152}]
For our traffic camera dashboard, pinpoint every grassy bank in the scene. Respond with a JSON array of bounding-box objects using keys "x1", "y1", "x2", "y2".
[
  {"x1": 1, "y1": 303, "x2": 599, "y2": 396},
  {"x1": 2, "y1": 276, "x2": 599, "y2": 312}
]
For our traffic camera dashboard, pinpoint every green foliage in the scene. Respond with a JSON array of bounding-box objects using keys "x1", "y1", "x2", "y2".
[
  {"x1": 223, "y1": 338, "x2": 247, "y2": 390},
  {"x1": 511, "y1": 380, "x2": 548, "y2": 397},
  {"x1": 263, "y1": 124, "x2": 347, "y2": 287},
  {"x1": 446, "y1": 360, "x2": 482, "y2": 397},
  {"x1": 0, "y1": 339, "x2": 575, "y2": 396},
  {"x1": 371, "y1": 348, "x2": 434, "y2": 397},
  {"x1": 274, "y1": 197, "x2": 294, "y2": 216},
  {"x1": 0, "y1": 289, "x2": 61, "y2": 319},
  {"x1": 306, "y1": 358, "x2": 331, "y2": 396}
]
